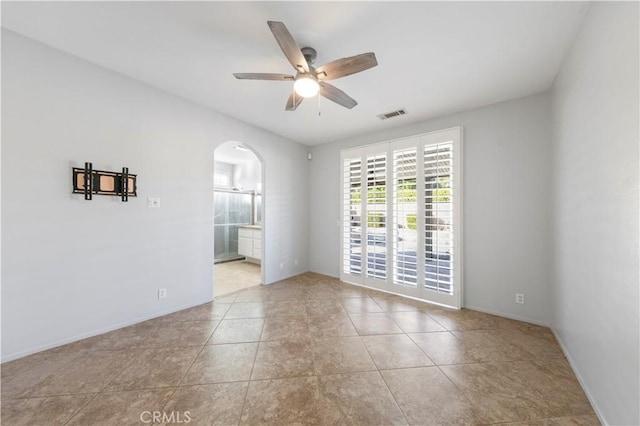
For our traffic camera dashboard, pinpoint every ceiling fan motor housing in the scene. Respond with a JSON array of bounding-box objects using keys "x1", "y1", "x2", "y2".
[{"x1": 301, "y1": 47, "x2": 317, "y2": 65}]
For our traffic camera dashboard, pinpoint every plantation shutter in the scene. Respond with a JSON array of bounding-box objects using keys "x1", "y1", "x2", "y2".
[{"x1": 340, "y1": 127, "x2": 462, "y2": 308}]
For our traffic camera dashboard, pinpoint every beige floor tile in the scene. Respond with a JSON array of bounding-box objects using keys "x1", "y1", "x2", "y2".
[
  {"x1": 493, "y1": 328, "x2": 565, "y2": 360},
  {"x1": 312, "y1": 336, "x2": 376, "y2": 375},
  {"x1": 224, "y1": 302, "x2": 268, "y2": 319},
  {"x1": 387, "y1": 310, "x2": 447, "y2": 333},
  {"x1": 425, "y1": 308, "x2": 504, "y2": 331},
  {"x1": 150, "y1": 302, "x2": 231, "y2": 322},
  {"x1": 148, "y1": 320, "x2": 218, "y2": 347},
  {"x1": 1, "y1": 351, "x2": 79, "y2": 400},
  {"x1": 308, "y1": 312, "x2": 359, "y2": 337},
  {"x1": 503, "y1": 414, "x2": 602, "y2": 425},
  {"x1": 208, "y1": 318, "x2": 264, "y2": 344},
  {"x1": 261, "y1": 316, "x2": 310, "y2": 341},
  {"x1": 341, "y1": 297, "x2": 384, "y2": 313},
  {"x1": 409, "y1": 330, "x2": 531, "y2": 365},
  {"x1": 41, "y1": 333, "x2": 108, "y2": 354},
  {"x1": 0, "y1": 394, "x2": 94, "y2": 426},
  {"x1": 162, "y1": 382, "x2": 248, "y2": 425},
  {"x1": 333, "y1": 285, "x2": 371, "y2": 298},
  {"x1": 234, "y1": 288, "x2": 271, "y2": 303},
  {"x1": 319, "y1": 371, "x2": 407, "y2": 425},
  {"x1": 87, "y1": 321, "x2": 160, "y2": 350},
  {"x1": 181, "y1": 343, "x2": 257, "y2": 385},
  {"x1": 213, "y1": 293, "x2": 238, "y2": 303},
  {"x1": 547, "y1": 415, "x2": 601, "y2": 425},
  {"x1": 512, "y1": 323, "x2": 558, "y2": 341},
  {"x1": 214, "y1": 260, "x2": 261, "y2": 297},
  {"x1": 531, "y1": 359, "x2": 596, "y2": 418},
  {"x1": 381, "y1": 366, "x2": 480, "y2": 425},
  {"x1": 66, "y1": 388, "x2": 174, "y2": 425},
  {"x1": 105, "y1": 346, "x2": 201, "y2": 391},
  {"x1": 440, "y1": 361, "x2": 551, "y2": 423},
  {"x1": 349, "y1": 312, "x2": 404, "y2": 335},
  {"x1": 269, "y1": 288, "x2": 305, "y2": 302},
  {"x1": 269, "y1": 278, "x2": 305, "y2": 291},
  {"x1": 22, "y1": 350, "x2": 139, "y2": 397},
  {"x1": 305, "y1": 299, "x2": 347, "y2": 317},
  {"x1": 371, "y1": 295, "x2": 421, "y2": 312},
  {"x1": 251, "y1": 340, "x2": 315, "y2": 380},
  {"x1": 303, "y1": 287, "x2": 340, "y2": 300},
  {"x1": 362, "y1": 334, "x2": 434, "y2": 369},
  {"x1": 240, "y1": 376, "x2": 322, "y2": 425},
  {"x1": 266, "y1": 300, "x2": 308, "y2": 317}
]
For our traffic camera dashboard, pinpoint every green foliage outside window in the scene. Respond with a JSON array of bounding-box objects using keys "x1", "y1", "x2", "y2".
[
  {"x1": 349, "y1": 176, "x2": 451, "y2": 204},
  {"x1": 367, "y1": 212, "x2": 385, "y2": 228},
  {"x1": 406, "y1": 213, "x2": 417, "y2": 230}
]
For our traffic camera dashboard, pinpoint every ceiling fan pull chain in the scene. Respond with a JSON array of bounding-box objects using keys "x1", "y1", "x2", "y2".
[{"x1": 318, "y1": 93, "x2": 322, "y2": 116}]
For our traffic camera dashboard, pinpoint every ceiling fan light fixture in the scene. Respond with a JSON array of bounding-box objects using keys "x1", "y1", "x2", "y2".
[{"x1": 294, "y1": 75, "x2": 319, "y2": 98}]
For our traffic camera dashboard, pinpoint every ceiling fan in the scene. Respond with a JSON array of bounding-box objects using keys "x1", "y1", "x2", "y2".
[{"x1": 233, "y1": 21, "x2": 378, "y2": 111}]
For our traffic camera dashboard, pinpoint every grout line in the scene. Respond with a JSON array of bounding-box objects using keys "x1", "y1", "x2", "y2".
[
  {"x1": 237, "y1": 319, "x2": 265, "y2": 423},
  {"x1": 357, "y1": 327, "x2": 411, "y2": 425},
  {"x1": 62, "y1": 392, "x2": 102, "y2": 426}
]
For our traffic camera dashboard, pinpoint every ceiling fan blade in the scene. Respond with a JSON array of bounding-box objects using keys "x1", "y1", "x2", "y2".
[
  {"x1": 319, "y1": 82, "x2": 357, "y2": 109},
  {"x1": 285, "y1": 91, "x2": 304, "y2": 111},
  {"x1": 233, "y1": 73, "x2": 294, "y2": 81},
  {"x1": 315, "y1": 52, "x2": 378, "y2": 81},
  {"x1": 267, "y1": 21, "x2": 310, "y2": 74}
]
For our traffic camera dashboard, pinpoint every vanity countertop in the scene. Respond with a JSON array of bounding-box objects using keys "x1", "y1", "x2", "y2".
[{"x1": 239, "y1": 225, "x2": 261, "y2": 230}]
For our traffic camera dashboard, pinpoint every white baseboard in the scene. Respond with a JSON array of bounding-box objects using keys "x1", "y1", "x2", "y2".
[
  {"x1": 308, "y1": 268, "x2": 339, "y2": 279},
  {"x1": 464, "y1": 304, "x2": 549, "y2": 327},
  {"x1": 1, "y1": 297, "x2": 213, "y2": 363},
  {"x1": 551, "y1": 328, "x2": 607, "y2": 425}
]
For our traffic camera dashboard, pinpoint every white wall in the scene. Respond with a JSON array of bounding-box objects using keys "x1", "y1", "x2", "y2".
[
  {"x1": 233, "y1": 158, "x2": 262, "y2": 192},
  {"x1": 1, "y1": 30, "x2": 309, "y2": 361},
  {"x1": 310, "y1": 93, "x2": 553, "y2": 325},
  {"x1": 550, "y1": 3, "x2": 639, "y2": 424},
  {"x1": 214, "y1": 161, "x2": 234, "y2": 188}
]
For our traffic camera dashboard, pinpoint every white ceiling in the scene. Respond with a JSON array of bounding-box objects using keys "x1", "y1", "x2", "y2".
[{"x1": 2, "y1": 2, "x2": 589, "y2": 146}]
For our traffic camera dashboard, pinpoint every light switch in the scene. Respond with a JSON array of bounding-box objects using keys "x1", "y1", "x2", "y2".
[{"x1": 147, "y1": 197, "x2": 161, "y2": 208}]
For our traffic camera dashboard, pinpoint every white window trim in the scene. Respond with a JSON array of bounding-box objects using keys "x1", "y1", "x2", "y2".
[{"x1": 339, "y1": 127, "x2": 463, "y2": 309}]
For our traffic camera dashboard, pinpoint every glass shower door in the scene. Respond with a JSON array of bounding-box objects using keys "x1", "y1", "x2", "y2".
[{"x1": 214, "y1": 190, "x2": 252, "y2": 262}]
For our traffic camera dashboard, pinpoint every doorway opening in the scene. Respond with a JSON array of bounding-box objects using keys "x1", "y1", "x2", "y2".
[{"x1": 213, "y1": 142, "x2": 263, "y2": 297}]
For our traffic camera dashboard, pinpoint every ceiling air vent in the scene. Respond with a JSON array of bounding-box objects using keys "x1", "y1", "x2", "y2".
[{"x1": 378, "y1": 109, "x2": 407, "y2": 120}]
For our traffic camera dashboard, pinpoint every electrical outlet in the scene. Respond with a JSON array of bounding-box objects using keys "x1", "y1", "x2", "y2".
[
  {"x1": 294, "y1": 258, "x2": 299, "y2": 266},
  {"x1": 158, "y1": 288, "x2": 167, "y2": 299},
  {"x1": 515, "y1": 293, "x2": 525, "y2": 304},
  {"x1": 279, "y1": 262, "x2": 284, "y2": 270}
]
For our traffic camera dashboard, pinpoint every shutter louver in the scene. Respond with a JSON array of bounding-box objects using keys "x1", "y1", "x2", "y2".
[
  {"x1": 366, "y1": 153, "x2": 387, "y2": 280},
  {"x1": 393, "y1": 148, "x2": 418, "y2": 286},
  {"x1": 343, "y1": 157, "x2": 362, "y2": 276},
  {"x1": 424, "y1": 142, "x2": 454, "y2": 294}
]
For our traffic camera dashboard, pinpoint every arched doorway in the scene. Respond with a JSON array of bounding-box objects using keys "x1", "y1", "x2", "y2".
[{"x1": 213, "y1": 141, "x2": 264, "y2": 296}]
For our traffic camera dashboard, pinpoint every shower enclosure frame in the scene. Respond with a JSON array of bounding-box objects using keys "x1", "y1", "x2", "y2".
[{"x1": 214, "y1": 188, "x2": 259, "y2": 264}]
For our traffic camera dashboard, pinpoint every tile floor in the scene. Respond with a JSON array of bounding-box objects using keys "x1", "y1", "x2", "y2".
[
  {"x1": 1, "y1": 273, "x2": 599, "y2": 425},
  {"x1": 214, "y1": 260, "x2": 261, "y2": 297}
]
